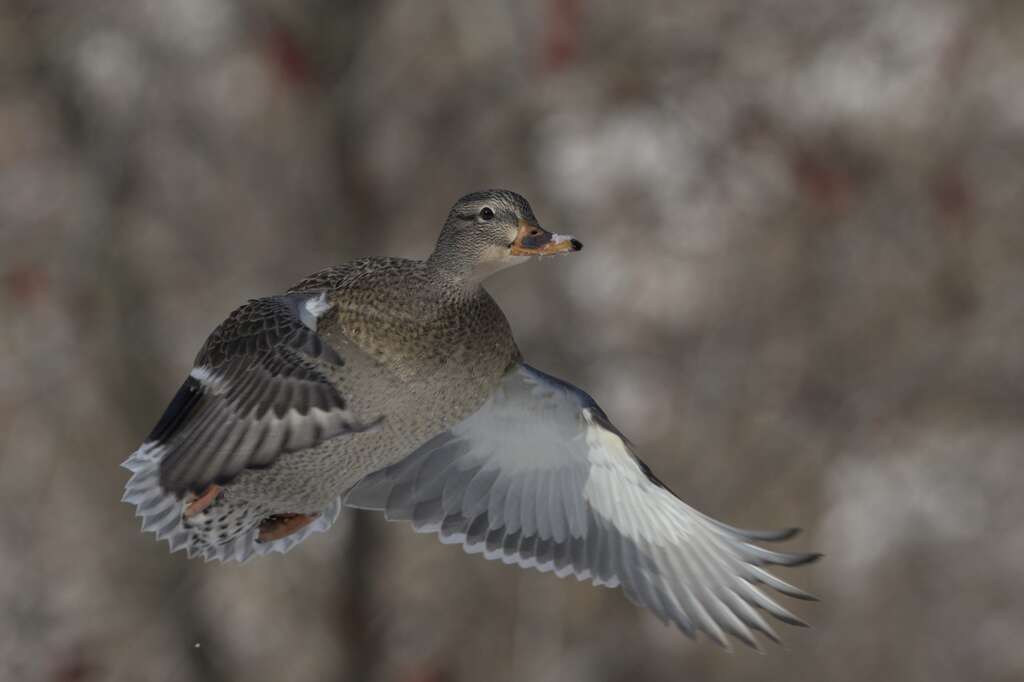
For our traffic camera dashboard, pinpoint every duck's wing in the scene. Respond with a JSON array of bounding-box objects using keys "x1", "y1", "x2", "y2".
[
  {"x1": 345, "y1": 363, "x2": 819, "y2": 649},
  {"x1": 133, "y1": 293, "x2": 377, "y2": 497}
]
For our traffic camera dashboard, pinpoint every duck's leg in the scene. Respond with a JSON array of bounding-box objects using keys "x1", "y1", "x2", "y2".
[
  {"x1": 257, "y1": 513, "x2": 320, "y2": 542},
  {"x1": 184, "y1": 484, "x2": 222, "y2": 517}
]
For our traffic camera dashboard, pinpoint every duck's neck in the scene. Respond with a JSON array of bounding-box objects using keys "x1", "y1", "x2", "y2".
[{"x1": 424, "y1": 252, "x2": 490, "y2": 297}]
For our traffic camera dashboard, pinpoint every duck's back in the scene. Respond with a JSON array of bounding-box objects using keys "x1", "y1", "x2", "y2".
[{"x1": 291, "y1": 256, "x2": 520, "y2": 386}]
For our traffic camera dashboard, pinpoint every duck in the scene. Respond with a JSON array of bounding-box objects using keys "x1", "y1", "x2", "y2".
[{"x1": 122, "y1": 189, "x2": 819, "y2": 648}]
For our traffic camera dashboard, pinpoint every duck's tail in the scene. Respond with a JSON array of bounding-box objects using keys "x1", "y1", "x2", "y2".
[{"x1": 121, "y1": 442, "x2": 341, "y2": 562}]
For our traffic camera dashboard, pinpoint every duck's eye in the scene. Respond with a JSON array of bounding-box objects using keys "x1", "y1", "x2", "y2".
[{"x1": 478, "y1": 207, "x2": 494, "y2": 221}]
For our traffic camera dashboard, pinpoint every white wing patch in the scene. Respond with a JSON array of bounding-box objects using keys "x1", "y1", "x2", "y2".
[
  {"x1": 344, "y1": 363, "x2": 819, "y2": 649},
  {"x1": 582, "y1": 408, "x2": 691, "y2": 548},
  {"x1": 300, "y1": 292, "x2": 332, "y2": 331},
  {"x1": 188, "y1": 365, "x2": 225, "y2": 392}
]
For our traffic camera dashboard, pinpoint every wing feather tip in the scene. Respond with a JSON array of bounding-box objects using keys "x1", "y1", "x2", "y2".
[
  {"x1": 704, "y1": 631, "x2": 733, "y2": 652},
  {"x1": 787, "y1": 551, "x2": 823, "y2": 567},
  {"x1": 784, "y1": 615, "x2": 811, "y2": 628},
  {"x1": 737, "y1": 633, "x2": 766, "y2": 654},
  {"x1": 790, "y1": 588, "x2": 820, "y2": 602},
  {"x1": 767, "y1": 526, "x2": 801, "y2": 542},
  {"x1": 744, "y1": 545, "x2": 822, "y2": 568}
]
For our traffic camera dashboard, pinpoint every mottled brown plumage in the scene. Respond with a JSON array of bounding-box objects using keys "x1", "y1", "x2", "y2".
[
  {"x1": 225, "y1": 256, "x2": 525, "y2": 514},
  {"x1": 124, "y1": 190, "x2": 818, "y2": 650},
  {"x1": 125, "y1": 189, "x2": 575, "y2": 558}
]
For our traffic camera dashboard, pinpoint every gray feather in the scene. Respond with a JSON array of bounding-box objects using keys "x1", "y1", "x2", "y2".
[{"x1": 343, "y1": 363, "x2": 817, "y2": 648}]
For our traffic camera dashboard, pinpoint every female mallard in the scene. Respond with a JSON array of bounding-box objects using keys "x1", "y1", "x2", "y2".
[{"x1": 123, "y1": 189, "x2": 818, "y2": 648}]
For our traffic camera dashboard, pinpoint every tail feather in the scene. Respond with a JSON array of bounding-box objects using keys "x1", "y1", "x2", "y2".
[{"x1": 122, "y1": 441, "x2": 340, "y2": 562}]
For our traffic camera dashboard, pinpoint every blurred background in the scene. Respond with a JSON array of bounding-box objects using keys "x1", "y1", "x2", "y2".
[{"x1": 2, "y1": 0, "x2": 1024, "y2": 680}]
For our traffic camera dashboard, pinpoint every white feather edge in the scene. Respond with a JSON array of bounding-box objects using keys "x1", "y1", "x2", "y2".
[
  {"x1": 188, "y1": 365, "x2": 224, "y2": 389},
  {"x1": 186, "y1": 365, "x2": 368, "y2": 437},
  {"x1": 375, "y1": 407, "x2": 715, "y2": 591},
  {"x1": 384, "y1": 410, "x2": 646, "y2": 589},
  {"x1": 432, "y1": 524, "x2": 620, "y2": 588},
  {"x1": 301, "y1": 292, "x2": 332, "y2": 331},
  {"x1": 121, "y1": 441, "x2": 341, "y2": 563}
]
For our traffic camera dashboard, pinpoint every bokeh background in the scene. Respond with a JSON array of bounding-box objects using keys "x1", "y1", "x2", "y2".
[{"x1": 3, "y1": 0, "x2": 1024, "y2": 680}]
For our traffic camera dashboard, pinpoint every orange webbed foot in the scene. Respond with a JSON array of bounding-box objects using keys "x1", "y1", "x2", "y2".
[
  {"x1": 257, "y1": 513, "x2": 320, "y2": 543},
  {"x1": 184, "y1": 484, "x2": 222, "y2": 518}
]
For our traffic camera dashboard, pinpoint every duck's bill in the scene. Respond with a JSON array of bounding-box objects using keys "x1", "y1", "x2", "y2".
[{"x1": 510, "y1": 221, "x2": 583, "y2": 256}]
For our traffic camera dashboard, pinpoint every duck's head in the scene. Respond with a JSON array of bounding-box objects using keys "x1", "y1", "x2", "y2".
[{"x1": 428, "y1": 189, "x2": 582, "y2": 283}]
